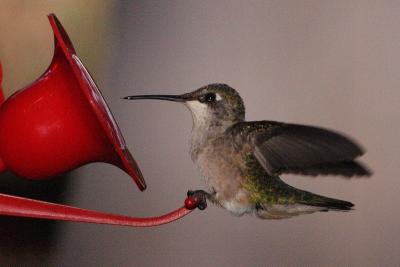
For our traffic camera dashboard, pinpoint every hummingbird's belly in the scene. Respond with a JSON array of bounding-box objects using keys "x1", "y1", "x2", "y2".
[{"x1": 193, "y1": 145, "x2": 254, "y2": 216}]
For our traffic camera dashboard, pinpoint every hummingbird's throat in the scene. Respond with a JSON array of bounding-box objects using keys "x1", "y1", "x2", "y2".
[
  {"x1": 185, "y1": 101, "x2": 210, "y2": 128},
  {"x1": 185, "y1": 100, "x2": 236, "y2": 141}
]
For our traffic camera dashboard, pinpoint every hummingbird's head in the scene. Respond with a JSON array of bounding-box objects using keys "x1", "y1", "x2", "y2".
[
  {"x1": 182, "y1": 83, "x2": 245, "y2": 127},
  {"x1": 124, "y1": 83, "x2": 245, "y2": 128}
]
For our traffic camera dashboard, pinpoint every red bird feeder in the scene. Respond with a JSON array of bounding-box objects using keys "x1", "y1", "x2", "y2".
[
  {"x1": 0, "y1": 14, "x2": 145, "y2": 190},
  {"x1": 0, "y1": 14, "x2": 202, "y2": 227}
]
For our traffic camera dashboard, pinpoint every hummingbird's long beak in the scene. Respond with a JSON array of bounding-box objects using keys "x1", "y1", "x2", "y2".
[{"x1": 123, "y1": 94, "x2": 186, "y2": 102}]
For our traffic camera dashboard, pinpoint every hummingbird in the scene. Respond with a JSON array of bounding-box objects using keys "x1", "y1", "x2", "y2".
[{"x1": 124, "y1": 83, "x2": 371, "y2": 219}]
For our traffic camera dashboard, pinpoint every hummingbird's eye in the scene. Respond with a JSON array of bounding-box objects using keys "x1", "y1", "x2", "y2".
[{"x1": 202, "y1": 93, "x2": 216, "y2": 103}]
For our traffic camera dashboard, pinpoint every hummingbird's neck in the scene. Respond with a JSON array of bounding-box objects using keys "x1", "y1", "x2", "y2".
[
  {"x1": 192, "y1": 117, "x2": 235, "y2": 136},
  {"x1": 189, "y1": 115, "x2": 239, "y2": 160},
  {"x1": 184, "y1": 99, "x2": 244, "y2": 159}
]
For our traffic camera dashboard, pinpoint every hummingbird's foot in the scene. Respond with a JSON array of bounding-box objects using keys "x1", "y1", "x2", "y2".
[{"x1": 187, "y1": 190, "x2": 208, "y2": 210}]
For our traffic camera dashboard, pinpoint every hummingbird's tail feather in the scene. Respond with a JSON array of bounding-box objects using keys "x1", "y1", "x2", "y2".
[
  {"x1": 255, "y1": 203, "x2": 328, "y2": 219},
  {"x1": 298, "y1": 194, "x2": 354, "y2": 211},
  {"x1": 254, "y1": 188, "x2": 354, "y2": 219}
]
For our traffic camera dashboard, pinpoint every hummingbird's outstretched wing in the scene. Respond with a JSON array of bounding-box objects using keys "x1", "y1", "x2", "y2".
[{"x1": 228, "y1": 121, "x2": 371, "y2": 177}]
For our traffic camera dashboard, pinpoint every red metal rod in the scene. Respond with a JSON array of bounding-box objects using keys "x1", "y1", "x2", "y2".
[{"x1": 0, "y1": 193, "x2": 198, "y2": 227}]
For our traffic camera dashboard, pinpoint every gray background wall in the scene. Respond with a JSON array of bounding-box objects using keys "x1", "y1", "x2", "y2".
[{"x1": 1, "y1": 1, "x2": 399, "y2": 266}]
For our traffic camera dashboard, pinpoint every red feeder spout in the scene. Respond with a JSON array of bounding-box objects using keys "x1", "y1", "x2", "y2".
[{"x1": 0, "y1": 194, "x2": 200, "y2": 227}]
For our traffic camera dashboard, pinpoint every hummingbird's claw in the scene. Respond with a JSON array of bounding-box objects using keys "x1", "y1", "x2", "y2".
[{"x1": 187, "y1": 190, "x2": 208, "y2": 210}]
